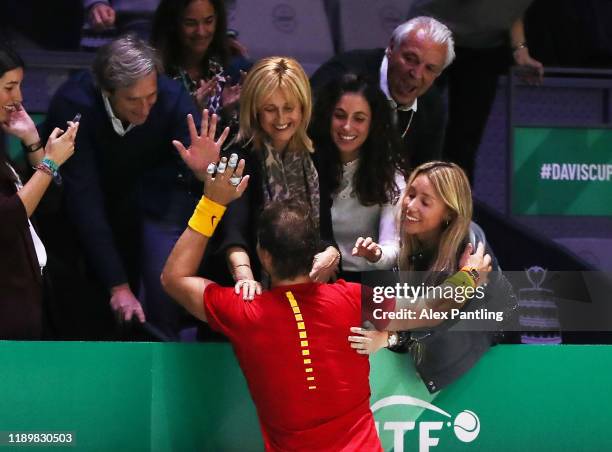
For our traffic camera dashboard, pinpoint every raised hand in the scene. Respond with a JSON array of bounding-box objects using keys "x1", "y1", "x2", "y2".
[
  {"x1": 195, "y1": 78, "x2": 219, "y2": 110},
  {"x1": 89, "y1": 3, "x2": 116, "y2": 30},
  {"x1": 352, "y1": 236, "x2": 382, "y2": 263},
  {"x1": 173, "y1": 109, "x2": 230, "y2": 181},
  {"x1": 44, "y1": 122, "x2": 79, "y2": 166},
  {"x1": 0, "y1": 104, "x2": 39, "y2": 145},
  {"x1": 204, "y1": 154, "x2": 249, "y2": 206},
  {"x1": 458, "y1": 242, "x2": 492, "y2": 286},
  {"x1": 220, "y1": 71, "x2": 247, "y2": 111}
]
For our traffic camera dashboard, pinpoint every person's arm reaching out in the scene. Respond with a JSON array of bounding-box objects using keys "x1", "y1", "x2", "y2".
[
  {"x1": 162, "y1": 110, "x2": 249, "y2": 320},
  {"x1": 1, "y1": 104, "x2": 78, "y2": 216},
  {"x1": 161, "y1": 159, "x2": 249, "y2": 321},
  {"x1": 385, "y1": 242, "x2": 491, "y2": 331},
  {"x1": 349, "y1": 242, "x2": 492, "y2": 354}
]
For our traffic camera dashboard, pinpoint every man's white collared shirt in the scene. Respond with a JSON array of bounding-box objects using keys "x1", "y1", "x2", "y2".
[
  {"x1": 102, "y1": 94, "x2": 136, "y2": 136},
  {"x1": 379, "y1": 54, "x2": 418, "y2": 112}
]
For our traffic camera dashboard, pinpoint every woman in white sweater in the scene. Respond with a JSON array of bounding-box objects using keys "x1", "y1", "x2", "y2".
[{"x1": 311, "y1": 74, "x2": 406, "y2": 281}]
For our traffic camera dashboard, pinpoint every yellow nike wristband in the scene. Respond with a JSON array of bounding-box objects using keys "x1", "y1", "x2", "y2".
[{"x1": 188, "y1": 196, "x2": 227, "y2": 237}]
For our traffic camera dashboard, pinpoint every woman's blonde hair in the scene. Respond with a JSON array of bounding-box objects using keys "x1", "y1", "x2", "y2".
[
  {"x1": 236, "y1": 56, "x2": 313, "y2": 153},
  {"x1": 399, "y1": 161, "x2": 472, "y2": 276}
]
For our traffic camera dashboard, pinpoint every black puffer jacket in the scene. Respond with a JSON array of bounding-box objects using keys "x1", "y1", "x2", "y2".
[{"x1": 390, "y1": 222, "x2": 517, "y2": 393}]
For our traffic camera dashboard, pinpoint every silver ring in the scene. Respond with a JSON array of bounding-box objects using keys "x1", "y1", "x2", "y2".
[
  {"x1": 206, "y1": 163, "x2": 216, "y2": 174},
  {"x1": 229, "y1": 175, "x2": 241, "y2": 186}
]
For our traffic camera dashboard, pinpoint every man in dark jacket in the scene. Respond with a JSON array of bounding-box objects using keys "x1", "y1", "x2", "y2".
[
  {"x1": 41, "y1": 35, "x2": 205, "y2": 339},
  {"x1": 311, "y1": 16, "x2": 455, "y2": 170}
]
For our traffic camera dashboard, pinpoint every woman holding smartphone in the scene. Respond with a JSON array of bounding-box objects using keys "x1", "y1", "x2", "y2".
[{"x1": 0, "y1": 43, "x2": 79, "y2": 339}]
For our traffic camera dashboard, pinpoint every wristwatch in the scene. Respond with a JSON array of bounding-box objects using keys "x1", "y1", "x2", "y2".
[
  {"x1": 386, "y1": 332, "x2": 399, "y2": 348},
  {"x1": 461, "y1": 266, "x2": 480, "y2": 284}
]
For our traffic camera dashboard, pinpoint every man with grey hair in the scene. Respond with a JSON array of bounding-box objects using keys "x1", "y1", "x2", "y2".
[
  {"x1": 408, "y1": 0, "x2": 542, "y2": 183},
  {"x1": 41, "y1": 35, "x2": 204, "y2": 339},
  {"x1": 311, "y1": 16, "x2": 454, "y2": 170}
]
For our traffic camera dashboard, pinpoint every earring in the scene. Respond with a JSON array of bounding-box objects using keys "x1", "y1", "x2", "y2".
[{"x1": 445, "y1": 217, "x2": 451, "y2": 227}]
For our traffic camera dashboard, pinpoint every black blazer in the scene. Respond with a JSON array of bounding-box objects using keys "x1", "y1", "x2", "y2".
[
  {"x1": 0, "y1": 180, "x2": 43, "y2": 339},
  {"x1": 390, "y1": 223, "x2": 508, "y2": 393},
  {"x1": 40, "y1": 71, "x2": 200, "y2": 290},
  {"x1": 311, "y1": 48, "x2": 445, "y2": 169},
  {"x1": 217, "y1": 145, "x2": 335, "y2": 279}
]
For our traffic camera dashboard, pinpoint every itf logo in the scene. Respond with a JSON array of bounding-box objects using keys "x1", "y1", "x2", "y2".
[{"x1": 371, "y1": 396, "x2": 480, "y2": 451}]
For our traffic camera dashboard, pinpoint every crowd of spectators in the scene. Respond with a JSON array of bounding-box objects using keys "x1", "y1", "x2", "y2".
[
  {"x1": 0, "y1": 0, "x2": 605, "y2": 369},
  {"x1": 2, "y1": 0, "x2": 607, "y2": 447}
]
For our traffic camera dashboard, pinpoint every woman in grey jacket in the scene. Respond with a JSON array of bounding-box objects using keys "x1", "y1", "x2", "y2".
[{"x1": 349, "y1": 161, "x2": 514, "y2": 392}]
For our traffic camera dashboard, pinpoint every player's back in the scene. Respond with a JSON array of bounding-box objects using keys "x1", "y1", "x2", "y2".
[{"x1": 203, "y1": 279, "x2": 382, "y2": 451}]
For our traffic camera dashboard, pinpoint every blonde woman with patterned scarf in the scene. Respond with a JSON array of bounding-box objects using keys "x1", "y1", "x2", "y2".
[{"x1": 215, "y1": 57, "x2": 340, "y2": 298}]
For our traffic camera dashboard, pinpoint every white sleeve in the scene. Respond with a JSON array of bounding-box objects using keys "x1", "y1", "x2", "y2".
[{"x1": 367, "y1": 171, "x2": 406, "y2": 270}]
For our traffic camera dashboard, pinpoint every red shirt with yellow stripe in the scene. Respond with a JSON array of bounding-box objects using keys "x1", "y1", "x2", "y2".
[{"x1": 203, "y1": 280, "x2": 383, "y2": 452}]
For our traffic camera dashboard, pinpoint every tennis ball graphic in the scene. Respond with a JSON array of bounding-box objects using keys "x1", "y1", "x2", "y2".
[{"x1": 453, "y1": 410, "x2": 480, "y2": 442}]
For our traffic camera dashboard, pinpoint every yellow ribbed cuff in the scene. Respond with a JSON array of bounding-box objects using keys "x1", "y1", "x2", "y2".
[{"x1": 188, "y1": 196, "x2": 227, "y2": 237}]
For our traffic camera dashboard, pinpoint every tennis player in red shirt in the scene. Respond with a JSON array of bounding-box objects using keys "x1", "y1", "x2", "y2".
[{"x1": 162, "y1": 150, "x2": 384, "y2": 450}]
